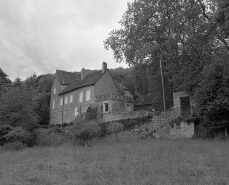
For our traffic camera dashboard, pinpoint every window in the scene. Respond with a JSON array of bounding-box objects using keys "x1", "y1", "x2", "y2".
[
  {"x1": 75, "y1": 107, "x2": 78, "y2": 117},
  {"x1": 79, "y1": 92, "x2": 83, "y2": 103},
  {"x1": 60, "y1": 98, "x2": 63, "y2": 106},
  {"x1": 86, "y1": 90, "x2": 91, "y2": 101},
  {"x1": 70, "y1": 94, "x2": 73, "y2": 103},
  {"x1": 53, "y1": 100, "x2": 55, "y2": 109},
  {"x1": 54, "y1": 88, "x2": 56, "y2": 95},
  {"x1": 64, "y1": 109, "x2": 68, "y2": 116},
  {"x1": 103, "y1": 102, "x2": 109, "y2": 113},
  {"x1": 65, "y1": 96, "x2": 68, "y2": 104}
]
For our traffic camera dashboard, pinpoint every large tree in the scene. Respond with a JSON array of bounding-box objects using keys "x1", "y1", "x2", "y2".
[
  {"x1": 194, "y1": 55, "x2": 229, "y2": 137},
  {"x1": 104, "y1": 0, "x2": 227, "y2": 93},
  {"x1": 0, "y1": 85, "x2": 39, "y2": 130},
  {"x1": 0, "y1": 68, "x2": 11, "y2": 96}
]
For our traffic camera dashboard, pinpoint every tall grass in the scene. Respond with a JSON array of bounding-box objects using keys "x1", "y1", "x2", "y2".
[{"x1": 0, "y1": 139, "x2": 229, "y2": 185}]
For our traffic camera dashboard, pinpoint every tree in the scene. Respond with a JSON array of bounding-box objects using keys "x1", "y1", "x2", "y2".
[
  {"x1": 0, "y1": 86, "x2": 39, "y2": 131},
  {"x1": 214, "y1": 0, "x2": 229, "y2": 40},
  {"x1": 0, "y1": 68, "x2": 11, "y2": 96},
  {"x1": 194, "y1": 56, "x2": 229, "y2": 138},
  {"x1": 104, "y1": 0, "x2": 221, "y2": 93},
  {"x1": 33, "y1": 74, "x2": 54, "y2": 125}
]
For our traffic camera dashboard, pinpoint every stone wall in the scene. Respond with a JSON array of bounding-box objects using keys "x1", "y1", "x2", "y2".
[
  {"x1": 101, "y1": 110, "x2": 150, "y2": 122},
  {"x1": 135, "y1": 108, "x2": 195, "y2": 139}
]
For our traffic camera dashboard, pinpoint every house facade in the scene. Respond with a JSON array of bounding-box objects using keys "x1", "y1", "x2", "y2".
[{"x1": 49, "y1": 62, "x2": 134, "y2": 124}]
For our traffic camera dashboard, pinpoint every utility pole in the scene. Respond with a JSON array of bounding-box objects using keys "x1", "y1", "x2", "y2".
[{"x1": 160, "y1": 58, "x2": 166, "y2": 110}]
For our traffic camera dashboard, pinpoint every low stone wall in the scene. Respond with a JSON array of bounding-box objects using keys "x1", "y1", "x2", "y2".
[
  {"x1": 102, "y1": 110, "x2": 150, "y2": 122},
  {"x1": 102, "y1": 108, "x2": 194, "y2": 139}
]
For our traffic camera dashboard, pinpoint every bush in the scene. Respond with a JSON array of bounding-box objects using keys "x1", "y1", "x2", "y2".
[
  {"x1": 3, "y1": 141, "x2": 26, "y2": 151},
  {"x1": 72, "y1": 120, "x2": 101, "y2": 147},
  {"x1": 35, "y1": 128, "x2": 69, "y2": 146},
  {"x1": 0, "y1": 125, "x2": 13, "y2": 146},
  {"x1": 108, "y1": 122, "x2": 124, "y2": 134},
  {"x1": 98, "y1": 122, "x2": 109, "y2": 137},
  {"x1": 107, "y1": 122, "x2": 124, "y2": 140},
  {"x1": 4, "y1": 127, "x2": 34, "y2": 146}
]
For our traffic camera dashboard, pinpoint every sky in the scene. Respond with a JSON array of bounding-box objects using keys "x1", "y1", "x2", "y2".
[{"x1": 0, "y1": 0, "x2": 133, "y2": 81}]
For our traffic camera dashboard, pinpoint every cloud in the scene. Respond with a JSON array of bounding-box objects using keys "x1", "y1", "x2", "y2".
[{"x1": 0, "y1": 0, "x2": 133, "y2": 80}]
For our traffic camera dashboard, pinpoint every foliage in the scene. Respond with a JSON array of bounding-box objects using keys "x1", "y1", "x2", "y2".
[
  {"x1": 104, "y1": 0, "x2": 228, "y2": 94},
  {"x1": 4, "y1": 127, "x2": 34, "y2": 146},
  {"x1": 35, "y1": 128, "x2": 68, "y2": 146},
  {"x1": 3, "y1": 141, "x2": 26, "y2": 151},
  {"x1": 194, "y1": 59, "x2": 229, "y2": 137},
  {"x1": 107, "y1": 122, "x2": 124, "y2": 134},
  {"x1": 0, "y1": 68, "x2": 11, "y2": 96},
  {"x1": 107, "y1": 122, "x2": 124, "y2": 140},
  {"x1": 214, "y1": 0, "x2": 229, "y2": 39},
  {"x1": 0, "y1": 125, "x2": 13, "y2": 146},
  {"x1": 85, "y1": 103, "x2": 100, "y2": 121},
  {"x1": 72, "y1": 120, "x2": 101, "y2": 147},
  {"x1": 0, "y1": 86, "x2": 39, "y2": 130}
]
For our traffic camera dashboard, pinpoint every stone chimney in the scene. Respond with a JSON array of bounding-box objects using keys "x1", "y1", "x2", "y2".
[
  {"x1": 102, "y1": 62, "x2": 107, "y2": 73},
  {"x1": 81, "y1": 68, "x2": 87, "y2": 81}
]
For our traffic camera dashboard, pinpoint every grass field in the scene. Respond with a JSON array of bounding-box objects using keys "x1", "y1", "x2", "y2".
[{"x1": 0, "y1": 139, "x2": 229, "y2": 185}]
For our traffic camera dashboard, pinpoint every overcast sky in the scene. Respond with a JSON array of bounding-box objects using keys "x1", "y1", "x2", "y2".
[{"x1": 0, "y1": 0, "x2": 133, "y2": 81}]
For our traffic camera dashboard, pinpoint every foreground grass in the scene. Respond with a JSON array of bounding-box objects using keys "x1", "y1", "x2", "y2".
[{"x1": 0, "y1": 139, "x2": 229, "y2": 185}]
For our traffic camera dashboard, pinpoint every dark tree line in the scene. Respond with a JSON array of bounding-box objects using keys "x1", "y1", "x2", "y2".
[{"x1": 0, "y1": 71, "x2": 54, "y2": 130}]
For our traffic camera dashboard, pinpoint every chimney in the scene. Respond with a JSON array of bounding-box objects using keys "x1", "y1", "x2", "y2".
[
  {"x1": 81, "y1": 68, "x2": 87, "y2": 81},
  {"x1": 102, "y1": 62, "x2": 107, "y2": 73}
]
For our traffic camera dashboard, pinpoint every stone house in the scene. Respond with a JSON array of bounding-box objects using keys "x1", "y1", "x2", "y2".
[{"x1": 49, "y1": 62, "x2": 134, "y2": 125}]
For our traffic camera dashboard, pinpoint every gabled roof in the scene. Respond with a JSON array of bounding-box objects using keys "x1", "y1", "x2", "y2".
[
  {"x1": 56, "y1": 70, "x2": 80, "y2": 85},
  {"x1": 135, "y1": 93, "x2": 158, "y2": 106},
  {"x1": 59, "y1": 70, "x2": 105, "y2": 95}
]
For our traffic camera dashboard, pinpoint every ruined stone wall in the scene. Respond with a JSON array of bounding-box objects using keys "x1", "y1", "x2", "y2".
[
  {"x1": 136, "y1": 108, "x2": 194, "y2": 139},
  {"x1": 101, "y1": 110, "x2": 150, "y2": 123}
]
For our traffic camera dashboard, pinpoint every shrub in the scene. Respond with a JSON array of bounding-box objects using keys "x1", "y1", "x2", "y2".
[
  {"x1": 72, "y1": 120, "x2": 101, "y2": 147},
  {"x1": 4, "y1": 127, "x2": 34, "y2": 146},
  {"x1": 108, "y1": 122, "x2": 124, "y2": 134},
  {"x1": 3, "y1": 141, "x2": 26, "y2": 151},
  {"x1": 98, "y1": 122, "x2": 109, "y2": 137},
  {"x1": 0, "y1": 125, "x2": 13, "y2": 146},
  {"x1": 35, "y1": 128, "x2": 69, "y2": 146},
  {"x1": 107, "y1": 122, "x2": 124, "y2": 140}
]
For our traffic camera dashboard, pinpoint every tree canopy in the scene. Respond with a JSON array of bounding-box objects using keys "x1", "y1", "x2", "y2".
[
  {"x1": 104, "y1": 0, "x2": 229, "y2": 136},
  {"x1": 104, "y1": 0, "x2": 229, "y2": 93}
]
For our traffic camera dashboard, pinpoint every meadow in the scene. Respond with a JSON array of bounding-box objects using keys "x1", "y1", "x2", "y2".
[{"x1": 0, "y1": 139, "x2": 229, "y2": 185}]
